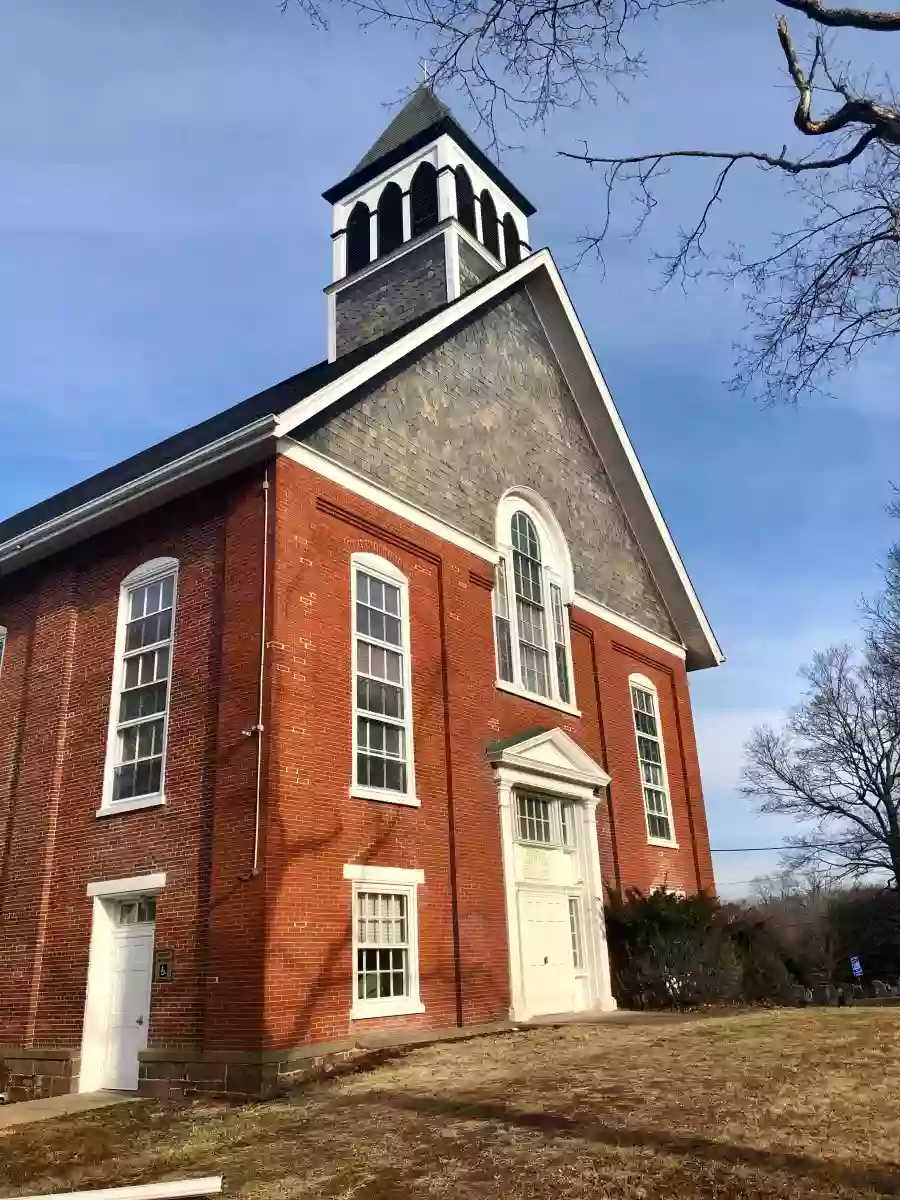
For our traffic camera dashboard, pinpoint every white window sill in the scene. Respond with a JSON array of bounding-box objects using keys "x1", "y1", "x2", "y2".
[
  {"x1": 496, "y1": 679, "x2": 581, "y2": 717},
  {"x1": 96, "y1": 795, "x2": 167, "y2": 819},
  {"x1": 647, "y1": 836, "x2": 679, "y2": 850},
  {"x1": 350, "y1": 786, "x2": 421, "y2": 808},
  {"x1": 351, "y1": 999, "x2": 426, "y2": 1020}
]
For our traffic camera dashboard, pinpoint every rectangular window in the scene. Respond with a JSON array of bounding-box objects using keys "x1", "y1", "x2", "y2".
[
  {"x1": 356, "y1": 891, "x2": 409, "y2": 1001},
  {"x1": 568, "y1": 897, "x2": 584, "y2": 970},
  {"x1": 550, "y1": 585, "x2": 571, "y2": 704},
  {"x1": 631, "y1": 684, "x2": 674, "y2": 843},
  {"x1": 345, "y1": 865, "x2": 424, "y2": 1019},
  {"x1": 112, "y1": 573, "x2": 176, "y2": 802},
  {"x1": 353, "y1": 565, "x2": 414, "y2": 799},
  {"x1": 516, "y1": 792, "x2": 553, "y2": 844},
  {"x1": 493, "y1": 563, "x2": 514, "y2": 683}
]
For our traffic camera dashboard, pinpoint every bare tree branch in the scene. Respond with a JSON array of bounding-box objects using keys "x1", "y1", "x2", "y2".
[{"x1": 780, "y1": 0, "x2": 900, "y2": 31}]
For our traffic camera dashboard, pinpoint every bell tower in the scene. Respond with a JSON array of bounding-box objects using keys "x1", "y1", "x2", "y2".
[{"x1": 323, "y1": 84, "x2": 536, "y2": 361}]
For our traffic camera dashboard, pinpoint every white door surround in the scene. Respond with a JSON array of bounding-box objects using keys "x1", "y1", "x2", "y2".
[
  {"x1": 80, "y1": 872, "x2": 166, "y2": 1093},
  {"x1": 487, "y1": 728, "x2": 616, "y2": 1021}
]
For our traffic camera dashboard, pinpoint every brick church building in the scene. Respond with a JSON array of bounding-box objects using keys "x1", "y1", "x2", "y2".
[{"x1": 0, "y1": 86, "x2": 723, "y2": 1100}]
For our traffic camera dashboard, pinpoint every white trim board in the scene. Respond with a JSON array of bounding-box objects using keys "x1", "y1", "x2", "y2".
[
  {"x1": 23, "y1": 1179, "x2": 222, "y2": 1200},
  {"x1": 343, "y1": 863, "x2": 425, "y2": 884},
  {"x1": 87, "y1": 873, "x2": 167, "y2": 898},
  {"x1": 280, "y1": 441, "x2": 687, "y2": 663}
]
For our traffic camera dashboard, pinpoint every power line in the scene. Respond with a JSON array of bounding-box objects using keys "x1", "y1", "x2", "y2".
[{"x1": 711, "y1": 841, "x2": 858, "y2": 853}]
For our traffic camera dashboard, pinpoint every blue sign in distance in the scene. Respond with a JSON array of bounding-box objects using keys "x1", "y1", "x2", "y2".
[{"x1": 850, "y1": 955, "x2": 863, "y2": 978}]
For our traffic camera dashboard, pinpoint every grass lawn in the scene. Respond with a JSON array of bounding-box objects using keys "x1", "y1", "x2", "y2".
[{"x1": 1, "y1": 1009, "x2": 899, "y2": 1199}]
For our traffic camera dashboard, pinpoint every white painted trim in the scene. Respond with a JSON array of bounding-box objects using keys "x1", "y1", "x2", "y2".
[
  {"x1": 23, "y1": 1180, "x2": 222, "y2": 1200},
  {"x1": 351, "y1": 553, "x2": 418, "y2": 806},
  {"x1": 273, "y1": 248, "x2": 720, "y2": 669},
  {"x1": 344, "y1": 865, "x2": 424, "y2": 1019},
  {"x1": 278, "y1": 440, "x2": 498, "y2": 565},
  {"x1": 326, "y1": 223, "x2": 448, "y2": 297},
  {"x1": 496, "y1": 679, "x2": 581, "y2": 718},
  {"x1": 95, "y1": 795, "x2": 166, "y2": 819},
  {"x1": 87, "y1": 872, "x2": 167, "y2": 897},
  {"x1": 573, "y1": 593, "x2": 687, "y2": 662},
  {"x1": 343, "y1": 863, "x2": 425, "y2": 884},
  {"x1": 628, "y1": 673, "x2": 678, "y2": 848},
  {"x1": 0, "y1": 416, "x2": 276, "y2": 575},
  {"x1": 0, "y1": 624, "x2": 6, "y2": 678},
  {"x1": 100, "y1": 561, "x2": 179, "y2": 813}
]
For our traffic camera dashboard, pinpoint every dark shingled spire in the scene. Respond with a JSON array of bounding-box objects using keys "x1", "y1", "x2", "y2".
[{"x1": 354, "y1": 85, "x2": 453, "y2": 172}]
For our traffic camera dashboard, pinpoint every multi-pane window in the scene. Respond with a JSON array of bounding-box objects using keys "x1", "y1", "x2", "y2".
[
  {"x1": 550, "y1": 585, "x2": 571, "y2": 704},
  {"x1": 568, "y1": 897, "x2": 585, "y2": 970},
  {"x1": 353, "y1": 562, "x2": 414, "y2": 799},
  {"x1": 112, "y1": 572, "x2": 176, "y2": 802},
  {"x1": 631, "y1": 682, "x2": 674, "y2": 843},
  {"x1": 511, "y1": 512, "x2": 550, "y2": 697},
  {"x1": 516, "y1": 792, "x2": 554, "y2": 844},
  {"x1": 493, "y1": 563, "x2": 514, "y2": 683},
  {"x1": 493, "y1": 499, "x2": 575, "y2": 709},
  {"x1": 115, "y1": 896, "x2": 157, "y2": 926},
  {"x1": 355, "y1": 891, "x2": 410, "y2": 1002},
  {"x1": 560, "y1": 802, "x2": 577, "y2": 849}
]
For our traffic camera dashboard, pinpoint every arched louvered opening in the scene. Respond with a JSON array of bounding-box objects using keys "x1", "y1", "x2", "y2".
[
  {"x1": 346, "y1": 202, "x2": 371, "y2": 275},
  {"x1": 377, "y1": 182, "x2": 404, "y2": 258},
  {"x1": 410, "y1": 162, "x2": 439, "y2": 238},
  {"x1": 455, "y1": 166, "x2": 477, "y2": 236},
  {"x1": 503, "y1": 214, "x2": 521, "y2": 266},
  {"x1": 480, "y1": 190, "x2": 500, "y2": 259}
]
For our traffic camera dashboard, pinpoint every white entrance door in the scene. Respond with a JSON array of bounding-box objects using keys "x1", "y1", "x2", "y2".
[
  {"x1": 102, "y1": 926, "x2": 154, "y2": 1090},
  {"x1": 518, "y1": 889, "x2": 576, "y2": 1016}
]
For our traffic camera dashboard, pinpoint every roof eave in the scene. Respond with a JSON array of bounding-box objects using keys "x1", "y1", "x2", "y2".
[
  {"x1": 322, "y1": 117, "x2": 537, "y2": 216},
  {"x1": 0, "y1": 415, "x2": 278, "y2": 578}
]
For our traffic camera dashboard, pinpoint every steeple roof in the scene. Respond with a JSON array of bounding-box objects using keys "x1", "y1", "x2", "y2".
[
  {"x1": 323, "y1": 83, "x2": 536, "y2": 217},
  {"x1": 354, "y1": 85, "x2": 451, "y2": 172}
]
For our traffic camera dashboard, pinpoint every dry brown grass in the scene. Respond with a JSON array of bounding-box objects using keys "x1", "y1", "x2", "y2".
[{"x1": 2, "y1": 1009, "x2": 899, "y2": 1199}]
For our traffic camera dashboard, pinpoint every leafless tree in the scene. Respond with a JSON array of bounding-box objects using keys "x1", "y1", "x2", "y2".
[
  {"x1": 287, "y1": 0, "x2": 900, "y2": 401},
  {"x1": 742, "y1": 645, "x2": 900, "y2": 891}
]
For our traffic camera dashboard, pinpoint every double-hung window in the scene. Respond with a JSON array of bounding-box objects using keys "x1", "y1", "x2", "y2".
[
  {"x1": 102, "y1": 558, "x2": 178, "y2": 812},
  {"x1": 630, "y1": 675, "x2": 676, "y2": 844},
  {"x1": 492, "y1": 494, "x2": 575, "y2": 711},
  {"x1": 344, "y1": 864, "x2": 425, "y2": 1018},
  {"x1": 352, "y1": 554, "x2": 416, "y2": 804}
]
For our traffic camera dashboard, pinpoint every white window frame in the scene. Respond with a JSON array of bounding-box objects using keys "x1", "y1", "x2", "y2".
[
  {"x1": 343, "y1": 863, "x2": 425, "y2": 1019},
  {"x1": 0, "y1": 625, "x2": 6, "y2": 678},
  {"x1": 514, "y1": 789, "x2": 579, "y2": 851},
  {"x1": 629, "y1": 672, "x2": 678, "y2": 847},
  {"x1": 98, "y1": 557, "x2": 179, "y2": 818},
  {"x1": 493, "y1": 490, "x2": 578, "y2": 715},
  {"x1": 350, "y1": 552, "x2": 418, "y2": 807}
]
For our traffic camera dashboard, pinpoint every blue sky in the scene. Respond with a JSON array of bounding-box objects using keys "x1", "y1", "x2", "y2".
[{"x1": 3, "y1": 1, "x2": 897, "y2": 895}]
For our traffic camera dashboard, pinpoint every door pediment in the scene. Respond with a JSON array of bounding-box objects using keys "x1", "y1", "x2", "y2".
[{"x1": 486, "y1": 727, "x2": 610, "y2": 791}]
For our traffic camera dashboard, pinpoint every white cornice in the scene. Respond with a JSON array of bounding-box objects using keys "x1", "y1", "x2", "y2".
[{"x1": 573, "y1": 593, "x2": 687, "y2": 662}]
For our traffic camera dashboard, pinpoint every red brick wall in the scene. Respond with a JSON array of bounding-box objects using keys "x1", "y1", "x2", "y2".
[
  {"x1": 0, "y1": 453, "x2": 714, "y2": 1063},
  {"x1": 0, "y1": 468, "x2": 268, "y2": 1055},
  {"x1": 260, "y1": 456, "x2": 715, "y2": 1051}
]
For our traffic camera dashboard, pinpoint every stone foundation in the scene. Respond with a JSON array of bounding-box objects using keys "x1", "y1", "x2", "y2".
[
  {"x1": 138, "y1": 1021, "x2": 514, "y2": 1100},
  {"x1": 0, "y1": 1048, "x2": 80, "y2": 1102}
]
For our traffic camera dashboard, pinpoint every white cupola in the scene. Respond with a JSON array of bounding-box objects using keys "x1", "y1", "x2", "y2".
[{"x1": 322, "y1": 84, "x2": 536, "y2": 360}]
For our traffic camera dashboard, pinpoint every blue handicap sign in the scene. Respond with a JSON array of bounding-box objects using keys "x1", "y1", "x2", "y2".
[{"x1": 850, "y1": 955, "x2": 863, "y2": 978}]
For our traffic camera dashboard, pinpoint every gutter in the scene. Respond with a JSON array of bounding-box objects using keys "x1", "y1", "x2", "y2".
[{"x1": 0, "y1": 415, "x2": 279, "y2": 576}]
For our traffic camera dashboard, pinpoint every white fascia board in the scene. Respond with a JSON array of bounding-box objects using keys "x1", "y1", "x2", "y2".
[
  {"x1": 343, "y1": 863, "x2": 425, "y2": 884},
  {"x1": 278, "y1": 440, "x2": 498, "y2": 565},
  {"x1": 273, "y1": 252, "x2": 544, "y2": 439},
  {"x1": 25, "y1": 1180, "x2": 222, "y2": 1200},
  {"x1": 0, "y1": 416, "x2": 278, "y2": 577},
  {"x1": 573, "y1": 593, "x2": 687, "y2": 662}
]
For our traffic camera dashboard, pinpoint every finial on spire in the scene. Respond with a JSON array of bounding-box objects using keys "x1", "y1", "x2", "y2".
[{"x1": 419, "y1": 57, "x2": 430, "y2": 85}]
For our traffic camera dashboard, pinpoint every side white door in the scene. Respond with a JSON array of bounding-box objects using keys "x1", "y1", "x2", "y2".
[
  {"x1": 102, "y1": 925, "x2": 154, "y2": 1090},
  {"x1": 518, "y1": 889, "x2": 575, "y2": 1016}
]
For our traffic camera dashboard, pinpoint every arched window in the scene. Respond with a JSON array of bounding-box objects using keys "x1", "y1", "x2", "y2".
[
  {"x1": 455, "y1": 166, "x2": 477, "y2": 236},
  {"x1": 346, "y1": 202, "x2": 371, "y2": 275},
  {"x1": 493, "y1": 491, "x2": 575, "y2": 707},
  {"x1": 629, "y1": 674, "x2": 676, "y2": 845},
  {"x1": 377, "y1": 182, "x2": 404, "y2": 258},
  {"x1": 503, "y1": 214, "x2": 521, "y2": 266},
  {"x1": 103, "y1": 557, "x2": 179, "y2": 812},
  {"x1": 480, "y1": 190, "x2": 500, "y2": 259},
  {"x1": 410, "y1": 162, "x2": 439, "y2": 238}
]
